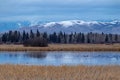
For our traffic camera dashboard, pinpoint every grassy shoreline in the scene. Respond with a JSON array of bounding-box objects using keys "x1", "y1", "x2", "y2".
[
  {"x1": 0, "y1": 65, "x2": 119, "y2": 80},
  {"x1": 0, "y1": 44, "x2": 120, "y2": 51}
]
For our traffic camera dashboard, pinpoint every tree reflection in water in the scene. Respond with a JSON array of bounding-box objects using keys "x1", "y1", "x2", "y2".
[{"x1": 24, "y1": 52, "x2": 47, "y2": 59}]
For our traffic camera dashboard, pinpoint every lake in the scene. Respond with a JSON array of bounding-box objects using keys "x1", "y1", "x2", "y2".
[{"x1": 0, "y1": 51, "x2": 120, "y2": 66}]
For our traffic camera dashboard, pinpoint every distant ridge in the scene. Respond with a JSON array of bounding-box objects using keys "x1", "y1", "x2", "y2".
[
  {"x1": 1, "y1": 20, "x2": 120, "y2": 34},
  {"x1": 19, "y1": 20, "x2": 120, "y2": 34}
]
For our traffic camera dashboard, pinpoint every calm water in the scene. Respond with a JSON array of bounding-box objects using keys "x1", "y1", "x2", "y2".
[{"x1": 0, "y1": 51, "x2": 120, "y2": 66}]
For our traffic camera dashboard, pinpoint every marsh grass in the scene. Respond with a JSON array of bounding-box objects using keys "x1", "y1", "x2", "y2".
[
  {"x1": 0, "y1": 65, "x2": 120, "y2": 80},
  {"x1": 0, "y1": 44, "x2": 120, "y2": 51}
]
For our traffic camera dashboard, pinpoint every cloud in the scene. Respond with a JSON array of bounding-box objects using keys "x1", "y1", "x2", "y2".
[
  {"x1": 1, "y1": 0, "x2": 119, "y2": 7},
  {"x1": 0, "y1": 0, "x2": 120, "y2": 21}
]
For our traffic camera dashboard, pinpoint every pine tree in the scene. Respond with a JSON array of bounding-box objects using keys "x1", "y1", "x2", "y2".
[
  {"x1": 43, "y1": 32, "x2": 48, "y2": 39},
  {"x1": 105, "y1": 35, "x2": 109, "y2": 43},
  {"x1": 30, "y1": 30, "x2": 34, "y2": 39},
  {"x1": 8, "y1": 30, "x2": 12, "y2": 42},
  {"x1": 2, "y1": 33, "x2": 8, "y2": 43},
  {"x1": 81, "y1": 33, "x2": 85, "y2": 43},
  {"x1": 22, "y1": 30, "x2": 26, "y2": 41},
  {"x1": 36, "y1": 29, "x2": 40, "y2": 37},
  {"x1": 52, "y1": 32, "x2": 57, "y2": 43}
]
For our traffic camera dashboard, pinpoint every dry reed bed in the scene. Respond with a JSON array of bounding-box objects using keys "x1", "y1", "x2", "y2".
[
  {"x1": 0, "y1": 44, "x2": 120, "y2": 51},
  {"x1": 0, "y1": 65, "x2": 120, "y2": 80}
]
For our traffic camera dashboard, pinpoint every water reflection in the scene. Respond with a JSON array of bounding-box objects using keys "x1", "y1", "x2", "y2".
[
  {"x1": 0, "y1": 51, "x2": 120, "y2": 66},
  {"x1": 8, "y1": 53, "x2": 19, "y2": 57},
  {"x1": 24, "y1": 52, "x2": 47, "y2": 59}
]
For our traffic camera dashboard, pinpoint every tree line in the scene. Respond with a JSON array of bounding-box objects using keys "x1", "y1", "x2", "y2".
[{"x1": 1, "y1": 30, "x2": 120, "y2": 45}]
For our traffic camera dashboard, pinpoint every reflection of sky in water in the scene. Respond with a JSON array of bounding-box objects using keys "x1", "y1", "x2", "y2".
[{"x1": 0, "y1": 51, "x2": 120, "y2": 66}]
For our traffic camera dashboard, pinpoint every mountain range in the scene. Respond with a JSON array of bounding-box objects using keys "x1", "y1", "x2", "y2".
[
  {"x1": 1, "y1": 20, "x2": 120, "y2": 34},
  {"x1": 20, "y1": 20, "x2": 120, "y2": 34}
]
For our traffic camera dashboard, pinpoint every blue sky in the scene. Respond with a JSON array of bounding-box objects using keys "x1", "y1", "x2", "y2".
[{"x1": 0, "y1": 0, "x2": 120, "y2": 22}]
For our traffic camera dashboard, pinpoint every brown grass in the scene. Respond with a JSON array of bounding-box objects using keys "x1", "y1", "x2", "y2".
[
  {"x1": 0, "y1": 44, "x2": 120, "y2": 51},
  {"x1": 0, "y1": 65, "x2": 120, "y2": 80}
]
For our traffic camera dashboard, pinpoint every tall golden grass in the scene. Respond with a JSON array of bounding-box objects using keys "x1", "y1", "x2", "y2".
[
  {"x1": 0, "y1": 65, "x2": 120, "y2": 80},
  {"x1": 0, "y1": 44, "x2": 120, "y2": 51}
]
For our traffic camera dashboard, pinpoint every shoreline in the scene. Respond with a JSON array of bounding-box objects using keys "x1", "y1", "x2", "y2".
[
  {"x1": 0, "y1": 65, "x2": 119, "y2": 80},
  {"x1": 0, "y1": 44, "x2": 120, "y2": 51}
]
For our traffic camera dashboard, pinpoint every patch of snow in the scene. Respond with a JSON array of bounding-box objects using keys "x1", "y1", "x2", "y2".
[
  {"x1": 59, "y1": 21, "x2": 73, "y2": 27},
  {"x1": 17, "y1": 23, "x2": 22, "y2": 28},
  {"x1": 44, "y1": 22, "x2": 56, "y2": 28}
]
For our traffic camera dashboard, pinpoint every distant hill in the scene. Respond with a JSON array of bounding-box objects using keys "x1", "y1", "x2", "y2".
[
  {"x1": 20, "y1": 20, "x2": 120, "y2": 34},
  {"x1": 0, "y1": 21, "x2": 31, "y2": 32},
  {"x1": 1, "y1": 20, "x2": 120, "y2": 34}
]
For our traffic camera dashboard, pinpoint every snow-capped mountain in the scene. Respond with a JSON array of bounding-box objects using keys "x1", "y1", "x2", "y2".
[{"x1": 20, "y1": 20, "x2": 120, "y2": 34}]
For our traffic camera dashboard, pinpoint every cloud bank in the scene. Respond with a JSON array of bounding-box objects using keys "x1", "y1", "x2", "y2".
[{"x1": 0, "y1": 0, "x2": 120, "y2": 22}]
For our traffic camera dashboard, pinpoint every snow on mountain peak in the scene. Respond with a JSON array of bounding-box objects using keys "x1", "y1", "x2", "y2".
[
  {"x1": 43, "y1": 20, "x2": 98, "y2": 28},
  {"x1": 44, "y1": 22, "x2": 56, "y2": 28},
  {"x1": 20, "y1": 20, "x2": 120, "y2": 34},
  {"x1": 32, "y1": 20, "x2": 120, "y2": 29},
  {"x1": 59, "y1": 21, "x2": 74, "y2": 27}
]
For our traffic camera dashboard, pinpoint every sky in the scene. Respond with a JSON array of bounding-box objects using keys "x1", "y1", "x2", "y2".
[{"x1": 0, "y1": 0, "x2": 120, "y2": 22}]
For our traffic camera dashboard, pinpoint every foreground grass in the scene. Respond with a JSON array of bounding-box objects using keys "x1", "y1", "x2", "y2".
[
  {"x1": 0, "y1": 44, "x2": 120, "y2": 51},
  {"x1": 0, "y1": 65, "x2": 120, "y2": 80}
]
